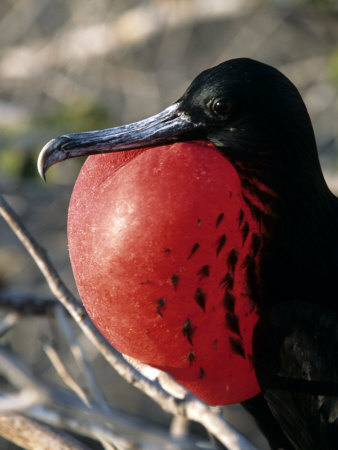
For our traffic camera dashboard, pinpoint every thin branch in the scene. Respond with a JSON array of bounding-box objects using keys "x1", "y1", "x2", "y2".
[
  {"x1": 0, "y1": 345, "x2": 133, "y2": 448},
  {"x1": 55, "y1": 305, "x2": 112, "y2": 414},
  {"x1": 0, "y1": 345, "x2": 47, "y2": 397},
  {"x1": 30, "y1": 404, "x2": 208, "y2": 450},
  {"x1": 0, "y1": 336, "x2": 211, "y2": 449},
  {"x1": 185, "y1": 397, "x2": 258, "y2": 450},
  {"x1": 0, "y1": 344, "x2": 212, "y2": 449},
  {"x1": 0, "y1": 413, "x2": 90, "y2": 450},
  {"x1": 0, "y1": 195, "x2": 83, "y2": 316},
  {"x1": 43, "y1": 342, "x2": 91, "y2": 407},
  {"x1": 0, "y1": 291, "x2": 113, "y2": 414},
  {"x1": 96, "y1": 437, "x2": 120, "y2": 450},
  {"x1": 169, "y1": 414, "x2": 189, "y2": 438},
  {"x1": 0, "y1": 289, "x2": 59, "y2": 314},
  {"x1": 123, "y1": 355, "x2": 188, "y2": 399},
  {"x1": 0, "y1": 389, "x2": 41, "y2": 412},
  {"x1": 0, "y1": 311, "x2": 19, "y2": 337}
]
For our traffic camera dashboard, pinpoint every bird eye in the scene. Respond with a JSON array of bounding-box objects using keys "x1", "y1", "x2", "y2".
[{"x1": 210, "y1": 98, "x2": 232, "y2": 116}]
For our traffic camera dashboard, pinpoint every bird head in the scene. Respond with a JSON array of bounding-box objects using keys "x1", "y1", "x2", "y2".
[{"x1": 38, "y1": 57, "x2": 319, "y2": 189}]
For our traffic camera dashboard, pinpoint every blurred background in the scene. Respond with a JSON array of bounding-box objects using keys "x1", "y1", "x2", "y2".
[{"x1": 0, "y1": 0, "x2": 338, "y2": 448}]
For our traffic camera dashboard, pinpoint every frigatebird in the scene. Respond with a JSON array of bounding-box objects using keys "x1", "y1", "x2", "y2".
[{"x1": 38, "y1": 58, "x2": 338, "y2": 449}]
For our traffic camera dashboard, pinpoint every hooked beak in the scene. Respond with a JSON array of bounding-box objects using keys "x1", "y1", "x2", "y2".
[{"x1": 38, "y1": 103, "x2": 200, "y2": 180}]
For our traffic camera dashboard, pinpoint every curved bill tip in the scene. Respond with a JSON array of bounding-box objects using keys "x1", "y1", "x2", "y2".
[
  {"x1": 37, "y1": 136, "x2": 72, "y2": 181},
  {"x1": 37, "y1": 140, "x2": 51, "y2": 181}
]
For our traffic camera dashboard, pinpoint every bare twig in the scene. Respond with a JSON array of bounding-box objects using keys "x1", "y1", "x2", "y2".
[
  {"x1": 0, "y1": 289, "x2": 58, "y2": 314},
  {"x1": 0, "y1": 345, "x2": 47, "y2": 397},
  {"x1": 169, "y1": 414, "x2": 189, "y2": 438},
  {"x1": 0, "y1": 413, "x2": 90, "y2": 450},
  {"x1": 30, "y1": 404, "x2": 213, "y2": 450},
  {"x1": 185, "y1": 397, "x2": 256, "y2": 450},
  {"x1": 0, "y1": 389, "x2": 41, "y2": 412},
  {"x1": 0, "y1": 342, "x2": 212, "y2": 449},
  {"x1": 0, "y1": 345, "x2": 134, "y2": 448},
  {"x1": 43, "y1": 342, "x2": 90, "y2": 407},
  {"x1": 96, "y1": 438, "x2": 120, "y2": 450},
  {"x1": 54, "y1": 305, "x2": 112, "y2": 414},
  {"x1": 0, "y1": 311, "x2": 19, "y2": 337}
]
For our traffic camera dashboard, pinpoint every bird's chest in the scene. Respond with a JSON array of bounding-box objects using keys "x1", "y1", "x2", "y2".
[{"x1": 68, "y1": 144, "x2": 274, "y2": 404}]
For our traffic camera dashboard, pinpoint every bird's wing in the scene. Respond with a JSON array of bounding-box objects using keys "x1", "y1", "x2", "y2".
[
  {"x1": 241, "y1": 393, "x2": 294, "y2": 450},
  {"x1": 253, "y1": 300, "x2": 338, "y2": 450}
]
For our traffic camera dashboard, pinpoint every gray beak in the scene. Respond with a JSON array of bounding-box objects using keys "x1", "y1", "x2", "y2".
[{"x1": 38, "y1": 103, "x2": 199, "y2": 180}]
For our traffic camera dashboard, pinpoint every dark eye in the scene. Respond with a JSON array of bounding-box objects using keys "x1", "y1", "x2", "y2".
[{"x1": 210, "y1": 98, "x2": 232, "y2": 116}]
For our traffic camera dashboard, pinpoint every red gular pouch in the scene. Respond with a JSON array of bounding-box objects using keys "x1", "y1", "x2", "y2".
[{"x1": 67, "y1": 141, "x2": 264, "y2": 405}]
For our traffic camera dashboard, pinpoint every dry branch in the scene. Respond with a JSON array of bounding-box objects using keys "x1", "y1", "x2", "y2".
[
  {"x1": 43, "y1": 342, "x2": 91, "y2": 407},
  {"x1": 0, "y1": 290, "x2": 58, "y2": 315},
  {"x1": 54, "y1": 305, "x2": 113, "y2": 415},
  {"x1": 0, "y1": 413, "x2": 90, "y2": 450}
]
